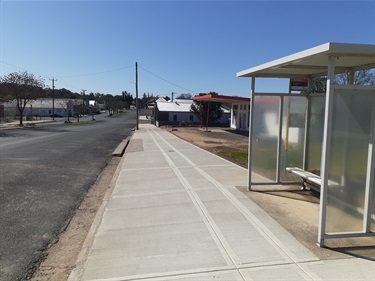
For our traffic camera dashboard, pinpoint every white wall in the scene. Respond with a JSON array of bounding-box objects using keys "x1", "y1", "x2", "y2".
[{"x1": 231, "y1": 102, "x2": 250, "y2": 131}]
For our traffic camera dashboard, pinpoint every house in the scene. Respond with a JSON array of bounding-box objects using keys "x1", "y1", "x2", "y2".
[{"x1": 154, "y1": 98, "x2": 230, "y2": 127}]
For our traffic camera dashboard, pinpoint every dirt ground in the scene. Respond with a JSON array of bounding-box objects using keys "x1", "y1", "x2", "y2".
[
  {"x1": 30, "y1": 126, "x2": 374, "y2": 280},
  {"x1": 167, "y1": 127, "x2": 250, "y2": 167}
]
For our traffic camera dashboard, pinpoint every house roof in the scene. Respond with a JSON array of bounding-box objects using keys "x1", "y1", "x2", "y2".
[
  {"x1": 237, "y1": 42, "x2": 375, "y2": 79},
  {"x1": 193, "y1": 93, "x2": 250, "y2": 103},
  {"x1": 156, "y1": 100, "x2": 193, "y2": 112}
]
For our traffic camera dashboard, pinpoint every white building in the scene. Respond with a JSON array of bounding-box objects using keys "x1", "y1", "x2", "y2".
[{"x1": 4, "y1": 98, "x2": 85, "y2": 118}]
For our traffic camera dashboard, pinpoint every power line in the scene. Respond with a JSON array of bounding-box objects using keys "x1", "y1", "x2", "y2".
[
  {"x1": 0, "y1": 60, "x2": 28, "y2": 71},
  {"x1": 138, "y1": 64, "x2": 198, "y2": 94},
  {"x1": 57, "y1": 65, "x2": 134, "y2": 78},
  {"x1": 0, "y1": 60, "x2": 51, "y2": 79}
]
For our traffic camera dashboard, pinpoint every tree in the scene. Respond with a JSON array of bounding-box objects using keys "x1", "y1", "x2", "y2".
[
  {"x1": 122, "y1": 91, "x2": 133, "y2": 109},
  {"x1": 307, "y1": 69, "x2": 375, "y2": 94},
  {"x1": 190, "y1": 92, "x2": 223, "y2": 126},
  {"x1": 309, "y1": 76, "x2": 327, "y2": 93},
  {"x1": 0, "y1": 71, "x2": 45, "y2": 126},
  {"x1": 335, "y1": 69, "x2": 375, "y2": 85},
  {"x1": 176, "y1": 93, "x2": 192, "y2": 100}
]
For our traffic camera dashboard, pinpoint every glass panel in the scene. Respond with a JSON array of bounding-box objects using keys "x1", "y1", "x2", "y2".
[
  {"x1": 251, "y1": 96, "x2": 280, "y2": 183},
  {"x1": 280, "y1": 96, "x2": 307, "y2": 182},
  {"x1": 326, "y1": 88, "x2": 375, "y2": 233},
  {"x1": 307, "y1": 95, "x2": 325, "y2": 175}
]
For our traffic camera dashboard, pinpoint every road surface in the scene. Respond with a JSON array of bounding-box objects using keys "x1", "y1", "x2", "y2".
[{"x1": 0, "y1": 111, "x2": 136, "y2": 281}]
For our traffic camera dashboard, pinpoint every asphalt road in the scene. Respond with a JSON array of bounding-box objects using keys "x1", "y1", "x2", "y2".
[{"x1": 0, "y1": 111, "x2": 136, "y2": 281}]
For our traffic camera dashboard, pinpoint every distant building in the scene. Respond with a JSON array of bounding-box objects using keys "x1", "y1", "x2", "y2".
[
  {"x1": 4, "y1": 98, "x2": 85, "y2": 118},
  {"x1": 154, "y1": 98, "x2": 230, "y2": 127}
]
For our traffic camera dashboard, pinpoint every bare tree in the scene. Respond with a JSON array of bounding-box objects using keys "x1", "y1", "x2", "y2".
[
  {"x1": 335, "y1": 69, "x2": 375, "y2": 85},
  {"x1": 308, "y1": 69, "x2": 374, "y2": 94},
  {"x1": 0, "y1": 71, "x2": 45, "y2": 126}
]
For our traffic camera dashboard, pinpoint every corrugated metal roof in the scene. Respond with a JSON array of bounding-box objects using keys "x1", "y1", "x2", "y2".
[
  {"x1": 156, "y1": 100, "x2": 193, "y2": 112},
  {"x1": 4, "y1": 98, "x2": 83, "y2": 108},
  {"x1": 156, "y1": 99, "x2": 230, "y2": 113}
]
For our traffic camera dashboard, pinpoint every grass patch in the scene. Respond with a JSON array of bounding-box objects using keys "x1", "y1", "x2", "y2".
[{"x1": 217, "y1": 147, "x2": 248, "y2": 168}]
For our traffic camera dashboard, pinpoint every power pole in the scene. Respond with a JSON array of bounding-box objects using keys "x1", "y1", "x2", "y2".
[
  {"x1": 50, "y1": 78, "x2": 57, "y2": 120},
  {"x1": 135, "y1": 62, "x2": 139, "y2": 130},
  {"x1": 80, "y1": 89, "x2": 87, "y2": 121}
]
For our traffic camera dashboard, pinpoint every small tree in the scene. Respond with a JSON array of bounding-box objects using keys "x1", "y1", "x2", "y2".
[
  {"x1": 309, "y1": 76, "x2": 327, "y2": 93},
  {"x1": 190, "y1": 92, "x2": 223, "y2": 126},
  {"x1": 1, "y1": 71, "x2": 45, "y2": 126}
]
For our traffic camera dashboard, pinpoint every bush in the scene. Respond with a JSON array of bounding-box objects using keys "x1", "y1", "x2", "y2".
[{"x1": 179, "y1": 121, "x2": 188, "y2": 127}]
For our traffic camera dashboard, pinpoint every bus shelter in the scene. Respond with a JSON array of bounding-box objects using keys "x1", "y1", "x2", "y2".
[{"x1": 237, "y1": 42, "x2": 375, "y2": 246}]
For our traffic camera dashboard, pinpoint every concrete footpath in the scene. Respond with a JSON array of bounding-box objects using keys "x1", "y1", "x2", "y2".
[{"x1": 69, "y1": 123, "x2": 375, "y2": 281}]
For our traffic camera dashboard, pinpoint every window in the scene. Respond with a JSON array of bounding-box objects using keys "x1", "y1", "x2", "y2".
[
  {"x1": 173, "y1": 115, "x2": 177, "y2": 121},
  {"x1": 189, "y1": 115, "x2": 193, "y2": 122}
]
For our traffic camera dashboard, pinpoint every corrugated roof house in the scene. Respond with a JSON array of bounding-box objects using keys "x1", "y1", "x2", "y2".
[
  {"x1": 4, "y1": 98, "x2": 85, "y2": 117},
  {"x1": 154, "y1": 99, "x2": 230, "y2": 127}
]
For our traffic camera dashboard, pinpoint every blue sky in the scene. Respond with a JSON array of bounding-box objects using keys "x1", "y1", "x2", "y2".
[{"x1": 1, "y1": 1, "x2": 374, "y2": 98}]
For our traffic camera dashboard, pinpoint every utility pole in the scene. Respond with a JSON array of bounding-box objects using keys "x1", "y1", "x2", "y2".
[
  {"x1": 50, "y1": 78, "x2": 57, "y2": 120},
  {"x1": 135, "y1": 62, "x2": 139, "y2": 130},
  {"x1": 80, "y1": 89, "x2": 87, "y2": 122}
]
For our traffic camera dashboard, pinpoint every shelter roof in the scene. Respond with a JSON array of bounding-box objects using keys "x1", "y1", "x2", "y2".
[
  {"x1": 193, "y1": 93, "x2": 250, "y2": 103},
  {"x1": 237, "y1": 42, "x2": 375, "y2": 79}
]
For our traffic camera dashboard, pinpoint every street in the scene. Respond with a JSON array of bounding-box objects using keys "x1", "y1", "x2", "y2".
[{"x1": 0, "y1": 111, "x2": 136, "y2": 281}]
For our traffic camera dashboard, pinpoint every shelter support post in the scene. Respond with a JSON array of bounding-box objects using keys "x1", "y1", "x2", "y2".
[
  {"x1": 318, "y1": 55, "x2": 336, "y2": 247},
  {"x1": 200, "y1": 102, "x2": 203, "y2": 129},
  {"x1": 206, "y1": 100, "x2": 210, "y2": 131},
  {"x1": 248, "y1": 77, "x2": 255, "y2": 190}
]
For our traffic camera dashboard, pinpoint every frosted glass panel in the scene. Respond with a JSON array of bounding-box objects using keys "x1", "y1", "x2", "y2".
[
  {"x1": 280, "y1": 96, "x2": 307, "y2": 182},
  {"x1": 307, "y1": 96, "x2": 325, "y2": 175},
  {"x1": 326, "y1": 88, "x2": 375, "y2": 233},
  {"x1": 251, "y1": 96, "x2": 280, "y2": 182}
]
